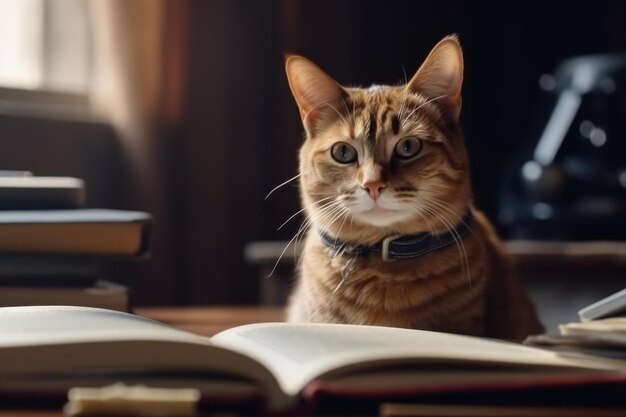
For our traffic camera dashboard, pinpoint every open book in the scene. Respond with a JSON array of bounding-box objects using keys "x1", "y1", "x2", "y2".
[{"x1": 2, "y1": 306, "x2": 626, "y2": 412}]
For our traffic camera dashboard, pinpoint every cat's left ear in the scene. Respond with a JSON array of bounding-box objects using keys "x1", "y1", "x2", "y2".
[
  {"x1": 407, "y1": 35, "x2": 464, "y2": 122},
  {"x1": 285, "y1": 54, "x2": 346, "y2": 135}
]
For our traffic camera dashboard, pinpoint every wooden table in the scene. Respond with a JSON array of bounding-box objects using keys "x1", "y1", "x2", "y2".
[{"x1": 137, "y1": 305, "x2": 286, "y2": 337}]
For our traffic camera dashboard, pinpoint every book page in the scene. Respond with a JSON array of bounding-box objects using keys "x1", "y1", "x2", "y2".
[
  {"x1": 0, "y1": 306, "x2": 285, "y2": 406},
  {"x1": 0, "y1": 305, "x2": 211, "y2": 346},
  {"x1": 560, "y1": 318, "x2": 626, "y2": 345},
  {"x1": 213, "y1": 322, "x2": 620, "y2": 395}
]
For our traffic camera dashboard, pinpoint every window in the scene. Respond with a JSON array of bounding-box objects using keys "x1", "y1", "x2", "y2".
[{"x1": 0, "y1": 0, "x2": 91, "y2": 94}]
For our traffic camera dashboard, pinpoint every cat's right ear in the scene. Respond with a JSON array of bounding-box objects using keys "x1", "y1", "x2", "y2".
[{"x1": 285, "y1": 54, "x2": 345, "y2": 135}]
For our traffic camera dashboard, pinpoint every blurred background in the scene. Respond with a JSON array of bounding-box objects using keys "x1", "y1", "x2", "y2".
[{"x1": 1, "y1": 0, "x2": 625, "y2": 310}]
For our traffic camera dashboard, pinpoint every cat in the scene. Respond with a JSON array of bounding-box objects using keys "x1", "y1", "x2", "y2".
[{"x1": 283, "y1": 35, "x2": 543, "y2": 340}]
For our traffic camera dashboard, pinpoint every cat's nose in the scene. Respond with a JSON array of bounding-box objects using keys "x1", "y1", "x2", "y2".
[{"x1": 362, "y1": 180, "x2": 387, "y2": 200}]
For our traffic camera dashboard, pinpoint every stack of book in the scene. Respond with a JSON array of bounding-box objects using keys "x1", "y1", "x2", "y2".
[
  {"x1": 525, "y1": 287, "x2": 626, "y2": 360},
  {"x1": 0, "y1": 173, "x2": 151, "y2": 312}
]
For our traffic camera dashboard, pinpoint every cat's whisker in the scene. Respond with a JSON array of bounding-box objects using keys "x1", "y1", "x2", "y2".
[
  {"x1": 294, "y1": 219, "x2": 316, "y2": 269},
  {"x1": 340, "y1": 96, "x2": 356, "y2": 127},
  {"x1": 269, "y1": 226, "x2": 309, "y2": 278},
  {"x1": 400, "y1": 93, "x2": 448, "y2": 126},
  {"x1": 294, "y1": 218, "x2": 315, "y2": 269},
  {"x1": 428, "y1": 210, "x2": 470, "y2": 287},
  {"x1": 400, "y1": 94, "x2": 448, "y2": 128},
  {"x1": 325, "y1": 102, "x2": 351, "y2": 128},
  {"x1": 293, "y1": 200, "x2": 339, "y2": 256},
  {"x1": 277, "y1": 196, "x2": 334, "y2": 231},
  {"x1": 424, "y1": 203, "x2": 471, "y2": 280},
  {"x1": 302, "y1": 98, "x2": 350, "y2": 129},
  {"x1": 410, "y1": 202, "x2": 471, "y2": 286},
  {"x1": 306, "y1": 201, "x2": 343, "y2": 237},
  {"x1": 333, "y1": 205, "x2": 352, "y2": 254},
  {"x1": 293, "y1": 200, "x2": 345, "y2": 268},
  {"x1": 420, "y1": 202, "x2": 471, "y2": 286},
  {"x1": 303, "y1": 201, "x2": 342, "y2": 237},
  {"x1": 319, "y1": 212, "x2": 346, "y2": 239},
  {"x1": 400, "y1": 118, "x2": 430, "y2": 131},
  {"x1": 406, "y1": 203, "x2": 438, "y2": 237},
  {"x1": 265, "y1": 173, "x2": 301, "y2": 200},
  {"x1": 309, "y1": 206, "x2": 346, "y2": 256},
  {"x1": 302, "y1": 100, "x2": 333, "y2": 128},
  {"x1": 422, "y1": 198, "x2": 478, "y2": 241},
  {"x1": 294, "y1": 205, "x2": 332, "y2": 263},
  {"x1": 415, "y1": 186, "x2": 477, "y2": 240},
  {"x1": 293, "y1": 218, "x2": 310, "y2": 257},
  {"x1": 409, "y1": 203, "x2": 445, "y2": 239},
  {"x1": 270, "y1": 200, "x2": 341, "y2": 278},
  {"x1": 318, "y1": 205, "x2": 348, "y2": 239},
  {"x1": 397, "y1": 73, "x2": 411, "y2": 123}
]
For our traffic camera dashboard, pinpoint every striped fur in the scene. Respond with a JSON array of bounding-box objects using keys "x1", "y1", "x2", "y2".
[{"x1": 284, "y1": 36, "x2": 542, "y2": 339}]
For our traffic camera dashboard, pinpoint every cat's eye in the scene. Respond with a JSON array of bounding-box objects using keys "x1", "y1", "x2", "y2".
[
  {"x1": 331, "y1": 142, "x2": 358, "y2": 164},
  {"x1": 394, "y1": 137, "x2": 423, "y2": 160}
]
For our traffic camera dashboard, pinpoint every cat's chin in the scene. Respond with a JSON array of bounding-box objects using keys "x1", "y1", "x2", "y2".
[{"x1": 352, "y1": 206, "x2": 413, "y2": 228}]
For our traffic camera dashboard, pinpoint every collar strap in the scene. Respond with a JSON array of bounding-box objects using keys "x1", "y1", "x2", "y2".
[{"x1": 319, "y1": 209, "x2": 473, "y2": 262}]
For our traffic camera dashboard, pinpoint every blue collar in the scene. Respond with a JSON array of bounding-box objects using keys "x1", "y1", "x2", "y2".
[{"x1": 319, "y1": 210, "x2": 473, "y2": 262}]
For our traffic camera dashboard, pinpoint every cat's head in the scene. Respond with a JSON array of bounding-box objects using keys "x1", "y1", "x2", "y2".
[{"x1": 285, "y1": 36, "x2": 471, "y2": 243}]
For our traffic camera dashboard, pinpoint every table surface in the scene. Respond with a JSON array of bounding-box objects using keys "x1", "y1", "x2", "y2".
[{"x1": 137, "y1": 305, "x2": 286, "y2": 336}]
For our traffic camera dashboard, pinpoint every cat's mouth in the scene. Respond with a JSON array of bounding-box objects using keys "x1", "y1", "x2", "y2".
[
  {"x1": 363, "y1": 206, "x2": 398, "y2": 215},
  {"x1": 351, "y1": 205, "x2": 412, "y2": 227}
]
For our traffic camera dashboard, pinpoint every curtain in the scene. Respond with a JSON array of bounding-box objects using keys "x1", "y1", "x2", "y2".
[
  {"x1": 89, "y1": 0, "x2": 185, "y2": 304},
  {"x1": 90, "y1": 0, "x2": 165, "y2": 190}
]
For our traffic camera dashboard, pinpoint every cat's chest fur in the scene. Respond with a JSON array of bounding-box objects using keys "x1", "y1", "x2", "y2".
[{"x1": 287, "y1": 224, "x2": 489, "y2": 336}]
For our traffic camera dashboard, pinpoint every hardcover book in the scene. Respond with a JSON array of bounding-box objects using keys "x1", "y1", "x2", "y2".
[
  {"x1": 0, "y1": 254, "x2": 99, "y2": 285},
  {"x1": 0, "y1": 209, "x2": 151, "y2": 256},
  {"x1": 0, "y1": 176, "x2": 85, "y2": 210},
  {"x1": 0, "y1": 280, "x2": 130, "y2": 312}
]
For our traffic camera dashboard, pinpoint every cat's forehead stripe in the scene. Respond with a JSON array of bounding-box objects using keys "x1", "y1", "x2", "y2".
[
  {"x1": 347, "y1": 98, "x2": 365, "y2": 113},
  {"x1": 378, "y1": 107, "x2": 393, "y2": 135},
  {"x1": 391, "y1": 114, "x2": 400, "y2": 135},
  {"x1": 368, "y1": 112, "x2": 377, "y2": 143},
  {"x1": 343, "y1": 91, "x2": 444, "y2": 149}
]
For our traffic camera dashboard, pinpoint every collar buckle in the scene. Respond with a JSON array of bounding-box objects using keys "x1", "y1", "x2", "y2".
[{"x1": 381, "y1": 234, "x2": 402, "y2": 262}]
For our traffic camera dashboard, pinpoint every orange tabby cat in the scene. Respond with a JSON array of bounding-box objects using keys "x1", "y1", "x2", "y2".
[{"x1": 284, "y1": 35, "x2": 543, "y2": 340}]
